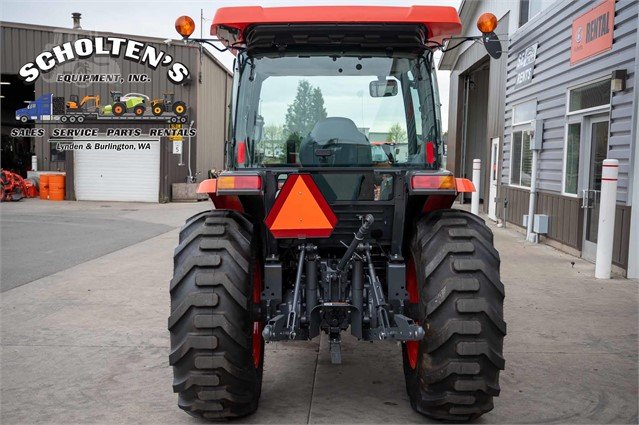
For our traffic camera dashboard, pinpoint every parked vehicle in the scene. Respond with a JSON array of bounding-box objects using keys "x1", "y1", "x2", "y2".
[
  {"x1": 169, "y1": 6, "x2": 506, "y2": 422},
  {"x1": 66, "y1": 95, "x2": 100, "y2": 112},
  {"x1": 15, "y1": 93, "x2": 188, "y2": 123},
  {"x1": 150, "y1": 92, "x2": 187, "y2": 116},
  {"x1": 102, "y1": 91, "x2": 149, "y2": 116}
]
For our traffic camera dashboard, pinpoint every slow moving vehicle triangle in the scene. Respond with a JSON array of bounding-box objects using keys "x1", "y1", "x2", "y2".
[{"x1": 265, "y1": 174, "x2": 337, "y2": 238}]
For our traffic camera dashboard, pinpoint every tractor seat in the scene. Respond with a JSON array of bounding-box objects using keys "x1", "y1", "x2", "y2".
[
  {"x1": 299, "y1": 117, "x2": 372, "y2": 167},
  {"x1": 300, "y1": 117, "x2": 374, "y2": 201}
]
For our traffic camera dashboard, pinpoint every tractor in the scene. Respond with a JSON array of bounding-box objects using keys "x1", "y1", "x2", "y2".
[
  {"x1": 102, "y1": 91, "x2": 148, "y2": 116},
  {"x1": 150, "y1": 92, "x2": 188, "y2": 116},
  {"x1": 170, "y1": 6, "x2": 506, "y2": 422}
]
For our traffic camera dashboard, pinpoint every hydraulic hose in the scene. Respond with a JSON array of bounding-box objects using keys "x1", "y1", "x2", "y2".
[{"x1": 336, "y1": 214, "x2": 374, "y2": 273}]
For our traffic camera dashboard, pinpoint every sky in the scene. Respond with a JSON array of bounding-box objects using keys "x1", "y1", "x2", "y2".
[{"x1": 1, "y1": 0, "x2": 461, "y2": 131}]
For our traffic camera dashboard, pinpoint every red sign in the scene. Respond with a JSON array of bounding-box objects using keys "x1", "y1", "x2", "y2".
[
  {"x1": 570, "y1": 0, "x2": 615, "y2": 64},
  {"x1": 264, "y1": 174, "x2": 337, "y2": 239}
]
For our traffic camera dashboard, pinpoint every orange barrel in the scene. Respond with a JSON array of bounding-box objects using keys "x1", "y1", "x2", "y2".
[
  {"x1": 39, "y1": 174, "x2": 50, "y2": 200},
  {"x1": 49, "y1": 174, "x2": 65, "y2": 201}
]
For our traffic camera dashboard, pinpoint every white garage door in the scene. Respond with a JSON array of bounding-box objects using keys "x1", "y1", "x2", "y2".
[{"x1": 74, "y1": 139, "x2": 160, "y2": 202}]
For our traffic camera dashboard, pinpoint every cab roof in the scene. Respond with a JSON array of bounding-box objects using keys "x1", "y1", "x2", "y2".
[{"x1": 211, "y1": 6, "x2": 461, "y2": 45}]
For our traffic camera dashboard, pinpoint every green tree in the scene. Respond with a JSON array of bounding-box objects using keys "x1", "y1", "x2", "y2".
[
  {"x1": 261, "y1": 124, "x2": 285, "y2": 160},
  {"x1": 284, "y1": 80, "x2": 328, "y2": 137},
  {"x1": 386, "y1": 123, "x2": 407, "y2": 143}
]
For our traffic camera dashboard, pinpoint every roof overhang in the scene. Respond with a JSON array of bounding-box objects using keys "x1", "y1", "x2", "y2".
[
  {"x1": 438, "y1": 0, "x2": 478, "y2": 70},
  {"x1": 211, "y1": 5, "x2": 461, "y2": 46}
]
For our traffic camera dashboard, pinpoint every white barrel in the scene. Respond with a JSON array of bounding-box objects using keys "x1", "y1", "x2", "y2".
[
  {"x1": 31, "y1": 155, "x2": 38, "y2": 171},
  {"x1": 471, "y1": 159, "x2": 481, "y2": 216},
  {"x1": 595, "y1": 159, "x2": 619, "y2": 279}
]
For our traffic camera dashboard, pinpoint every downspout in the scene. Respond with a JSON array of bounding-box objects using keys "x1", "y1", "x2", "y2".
[{"x1": 526, "y1": 119, "x2": 543, "y2": 243}]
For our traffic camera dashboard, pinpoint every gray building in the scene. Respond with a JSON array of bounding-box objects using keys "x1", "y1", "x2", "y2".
[
  {"x1": 440, "y1": 0, "x2": 638, "y2": 276},
  {"x1": 1, "y1": 16, "x2": 232, "y2": 202}
]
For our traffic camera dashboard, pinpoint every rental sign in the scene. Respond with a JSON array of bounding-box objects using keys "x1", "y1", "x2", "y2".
[{"x1": 570, "y1": 0, "x2": 614, "y2": 64}]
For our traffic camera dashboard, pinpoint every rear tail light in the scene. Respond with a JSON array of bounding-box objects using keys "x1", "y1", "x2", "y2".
[
  {"x1": 411, "y1": 174, "x2": 456, "y2": 191},
  {"x1": 217, "y1": 175, "x2": 262, "y2": 191},
  {"x1": 236, "y1": 141, "x2": 247, "y2": 165},
  {"x1": 425, "y1": 141, "x2": 435, "y2": 164}
]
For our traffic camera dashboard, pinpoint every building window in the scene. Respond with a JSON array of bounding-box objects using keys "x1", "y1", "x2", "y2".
[
  {"x1": 568, "y1": 79, "x2": 611, "y2": 113},
  {"x1": 563, "y1": 123, "x2": 581, "y2": 195},
  {"x1": 50, "y1": 138, "x2": 66, "y2": 162},
  {"x1": 519, "y1": 0, "x2": 557, "y2": 26},
  {"x1": 513, "y1": 100, "x2": 536, "y2": 124},
  {"x1": 511, "y1": 129, "x2": 533, "y2": 187}
]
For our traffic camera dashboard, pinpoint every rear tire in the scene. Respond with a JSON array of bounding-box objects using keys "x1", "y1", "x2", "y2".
[
  {"x1": 169, "y1": 210, "x2": 263, "y2": 420},
  {"x1": 173, "y1": 101, "x2": 187, "y2": 116},
  {"x1": 403, "y1": 209, "x2": 506, "y2": 421}
]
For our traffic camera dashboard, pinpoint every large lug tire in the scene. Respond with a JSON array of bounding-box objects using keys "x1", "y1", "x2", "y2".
[
  {"x1": 172, "y1": 101, "x2": 187, "y2": 116},
  {"x1": 112, "y1": 102, "x2": 126, "y2": 117},
  {"x1": 169, "y1": 210, "x2": 264, "y2": 420},
  {"x1": 403, "y1": 209, "x2": 506, "y2": 421}
]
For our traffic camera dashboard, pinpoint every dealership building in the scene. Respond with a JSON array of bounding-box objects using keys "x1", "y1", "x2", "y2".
[
  {"x1": 440, "y1": 0, "x2": 638, "y2": 277},
  {"x1": 1, "y1": 16, "x2": 231, "y2": 202}
]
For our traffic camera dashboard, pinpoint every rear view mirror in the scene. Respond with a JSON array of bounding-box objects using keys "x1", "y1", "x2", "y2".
[
  {"x1": 482, "y1": 32, "x2": 502, "y2": 59},
  {"x1": 369, "y1": 79, "x2": 398, "y2": 97}
]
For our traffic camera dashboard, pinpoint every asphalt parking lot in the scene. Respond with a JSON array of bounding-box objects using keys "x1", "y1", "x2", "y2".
[{"x1": 1, "y1": 200, "x2": 637, "y2": 424}]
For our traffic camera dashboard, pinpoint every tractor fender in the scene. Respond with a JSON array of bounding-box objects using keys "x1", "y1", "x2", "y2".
[
  {"x1": 197, "y1": 178, "x2": 244, "y2": 212},
  {"x1": 421, "y1": 178, "x2": 475, "y2": 213}
]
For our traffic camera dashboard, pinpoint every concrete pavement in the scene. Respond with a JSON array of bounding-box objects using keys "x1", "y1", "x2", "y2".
[
  {"x1": 0, "y1": 199, "x2": 207, "y2": 291},
  {"x1": 1, "y1": 201, "x2": 637, "y2": 424}
]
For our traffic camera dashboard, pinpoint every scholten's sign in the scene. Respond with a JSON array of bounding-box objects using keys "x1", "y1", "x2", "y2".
[
  {"x1": 570, "y1": 0, "x2": 614, "y2": 64},
  {"x1": 19, "y1": 37, "x2": 190, "y2": 84}
]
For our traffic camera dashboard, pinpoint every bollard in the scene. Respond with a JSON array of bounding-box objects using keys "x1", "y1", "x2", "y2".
[
  {"x1": 595, "y1": 159, "x2": 619, "y2": 279},
  {"x1": 471, "y1": 159, "x2": 481, "y2": 216}
]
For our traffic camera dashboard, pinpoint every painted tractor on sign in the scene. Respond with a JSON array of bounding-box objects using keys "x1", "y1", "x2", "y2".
[{"x1": 169, "y1": 6, "x2": 506, "y2": 422}]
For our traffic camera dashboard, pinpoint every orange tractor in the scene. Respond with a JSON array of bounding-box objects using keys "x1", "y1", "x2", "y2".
[{"x1": 169, "y1": 6, "x2": 505, "y2": 422}]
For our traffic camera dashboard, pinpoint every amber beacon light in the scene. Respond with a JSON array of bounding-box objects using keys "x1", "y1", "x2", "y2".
[
  {"x1": 476, "y1": 13, "x2": 498, "y2": 33},
  {"x1": 175, "y1": 15, "x2": 196, "y2": 38}
]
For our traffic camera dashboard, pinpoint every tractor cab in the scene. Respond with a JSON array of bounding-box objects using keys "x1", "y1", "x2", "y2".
[{"x1": 109, "y1": 90, "x2": 122, "y2": 102}]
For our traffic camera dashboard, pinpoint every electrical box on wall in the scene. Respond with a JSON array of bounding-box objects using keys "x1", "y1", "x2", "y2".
[
  {"x1": 531, "y1": 119, "x2": 544, "y2": 150},
  {"x1": 523, "y1": 214, "x2": 549, "y2": 234}
]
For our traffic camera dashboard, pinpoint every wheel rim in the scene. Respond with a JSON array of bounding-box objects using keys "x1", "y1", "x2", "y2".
[
  {"x1": 176, "y1": 105, "x2": 184, "y2": 114},
  {"x1": 406, "y1": 255, "x2": 419, "y2": 370},
  {"x1": 115, "y1": 106, "x2": 122, "y2": 114},
  {"x1": 252, "y1": 259, "x2": 263, "y2": 369}
]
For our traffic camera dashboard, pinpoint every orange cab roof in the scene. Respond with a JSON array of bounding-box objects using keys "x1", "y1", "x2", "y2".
[{"x1": 211, "y1": 6, "x2": 461, "y2": 45}]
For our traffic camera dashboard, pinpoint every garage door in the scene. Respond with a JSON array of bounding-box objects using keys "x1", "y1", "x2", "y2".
[{"x1": 74, "y1": 139, "x2": 160, "y2": 202}]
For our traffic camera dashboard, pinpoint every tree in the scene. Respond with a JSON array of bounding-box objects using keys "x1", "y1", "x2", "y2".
[
  {"x1": 386, "y1": 123, "x2": 407, "y2": 143},
  {"x1": 284, "y1": 80, "x2": 328, "y2": 137},
  {"x1": 261, "y1": 124, "x2": 284, "y2": 159}
]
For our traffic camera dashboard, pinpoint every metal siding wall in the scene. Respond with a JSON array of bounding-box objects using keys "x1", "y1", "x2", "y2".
[
  {"x1": 196, "y1": 53, "x2": 230, "y2": 180},
  {"x1": 502, "y1": 0, "x2": 638, "y2": 202},
  {"x1": 446, "y1": 70, "x2": 461, "y2": 174},
  {"x1": 502, "y1": 182, "x2": 630, "y2": 267},
  {"x1": 612, "y1": 205, "x2": 631, "y2": 268}
]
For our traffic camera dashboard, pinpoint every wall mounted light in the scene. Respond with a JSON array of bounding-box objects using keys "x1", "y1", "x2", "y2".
[{"x1": 611, "y1": 69, "x2": 627, "y2": 92}]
